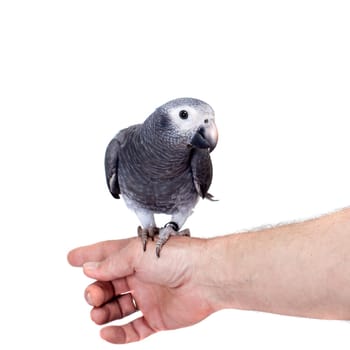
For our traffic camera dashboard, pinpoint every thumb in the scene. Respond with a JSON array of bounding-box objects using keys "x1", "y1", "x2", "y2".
[{"x1": 83, "y1": 245, "x2": 137, "y2": 281}]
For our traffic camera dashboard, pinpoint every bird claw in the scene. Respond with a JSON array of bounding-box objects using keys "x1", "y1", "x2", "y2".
[
  {"x1": 137, "y1": 226, "x2": 159, "y2": 251},
  {"x1": 155, "y1": 227, "x2": 191, "y2": 258},
  {"x1": 178, "y1": 228, "x2": 191, "y2": 237}
]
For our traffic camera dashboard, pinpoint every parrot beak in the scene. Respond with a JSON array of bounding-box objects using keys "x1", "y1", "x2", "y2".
[{"x1": 189, "y1": 120, "x2": 218, "y2": 152}]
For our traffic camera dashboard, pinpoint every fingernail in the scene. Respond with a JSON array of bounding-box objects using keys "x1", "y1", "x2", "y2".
[
  {"x1": 85, "y1": 291, "x2": 93, "y2": 305},
  {"x1": 83, "y1": 261, "x2": 99, "y2": 270}
]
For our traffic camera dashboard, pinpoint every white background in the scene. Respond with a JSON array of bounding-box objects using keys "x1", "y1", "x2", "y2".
[{"x1": 1, "y1": 0, "x2": 350, "y2": 349}]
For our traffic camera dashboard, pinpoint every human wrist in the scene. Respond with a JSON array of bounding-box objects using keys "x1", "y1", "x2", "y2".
[{"x1": 193, "y1": 235, "x2": 243, "y2": 313}]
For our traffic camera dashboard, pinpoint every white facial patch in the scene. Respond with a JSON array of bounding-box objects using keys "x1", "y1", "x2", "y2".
[{"x1": 168, "y1": 104, "x2": 215, "y2": 136}]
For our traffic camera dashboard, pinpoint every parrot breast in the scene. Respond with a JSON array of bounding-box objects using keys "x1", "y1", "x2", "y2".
[{"x1": 117, "y1": 126, "x2": 199, "y2": 214}]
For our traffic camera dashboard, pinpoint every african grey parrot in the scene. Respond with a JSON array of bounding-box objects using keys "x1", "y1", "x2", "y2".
[{"x1": 105, "y1": 97, "x2": 218, "y2": 257}]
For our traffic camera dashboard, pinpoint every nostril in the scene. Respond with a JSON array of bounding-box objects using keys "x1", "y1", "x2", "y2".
[{"x1": 204, "y1": 119, "x2": 209, "y2": 124}]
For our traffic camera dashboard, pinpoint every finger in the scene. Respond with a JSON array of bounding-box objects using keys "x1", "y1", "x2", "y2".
[
  {"x1": 91, "y1": 293, "x2": 137, "y2": 325},
  {"x1": 100, "y1": 316, "x2": 155, "y2": 344},
  {"x1": 82, "y1": 240, "x2": 141, "y2": 281},
  {"x1": 85, "y1": 281, "x2": 114, "y2": 307},
  {"x1": 85, "y1": 279, "x2": 130, "y2": 307},
  {"x1": 67, "y1": 238, "x2": 134, "y2": 267}
]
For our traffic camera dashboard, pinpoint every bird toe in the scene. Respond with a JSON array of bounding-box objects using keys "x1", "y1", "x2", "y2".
[{"x1": 137, "y1": 226, "x2": 160, "y2": 251}]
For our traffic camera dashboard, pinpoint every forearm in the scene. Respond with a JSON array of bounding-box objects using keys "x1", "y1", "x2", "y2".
[{"x1": 201, "y1": 208, "x2": 350, "y2": 319}]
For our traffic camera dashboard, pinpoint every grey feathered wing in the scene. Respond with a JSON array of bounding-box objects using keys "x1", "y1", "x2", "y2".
[
  {"x1": 104, "y1": 125, "x2": 141, "y2": 199},
  {"x1": 105, "y1": 134, "x2": 121, "y2": 199},
  {"x1": 190, "y1": 148, "x2": 213, "y2": 199}
]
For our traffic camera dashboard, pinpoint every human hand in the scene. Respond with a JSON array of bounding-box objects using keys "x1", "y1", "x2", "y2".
[{"x1": 67, "y1": 237, "x2": 215, "y2": 344}]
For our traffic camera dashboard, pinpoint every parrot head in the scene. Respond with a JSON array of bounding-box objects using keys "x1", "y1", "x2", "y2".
[{"x1": 153, "y1": 97, "x2": 218, "y2": 152}]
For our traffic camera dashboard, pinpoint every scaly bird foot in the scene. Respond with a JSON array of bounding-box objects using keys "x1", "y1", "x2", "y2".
[
  {"x1": 137, "y1": 226, "x2": 159, "y2": 252},
  {"x1": 156, "y1": 223, "x2": 191, "y2": 258}
]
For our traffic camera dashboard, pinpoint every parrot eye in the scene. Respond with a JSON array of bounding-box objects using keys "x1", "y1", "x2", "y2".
[{"x1": 179, "y1": 110, "x2": 189, "y2": 120}]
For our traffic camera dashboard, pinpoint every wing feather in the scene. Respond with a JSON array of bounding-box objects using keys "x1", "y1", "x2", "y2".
[
  {"x1": 190, "y1": 148, "x2": 213, "y2": 199},
  {"x1": 104, "y1": 133, "x2": 123, "y2": 199}
]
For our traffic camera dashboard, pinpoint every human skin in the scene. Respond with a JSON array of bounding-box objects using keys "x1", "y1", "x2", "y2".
[{"x1": 68, "y1": 207, "x2": 350, "y2": 344}]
